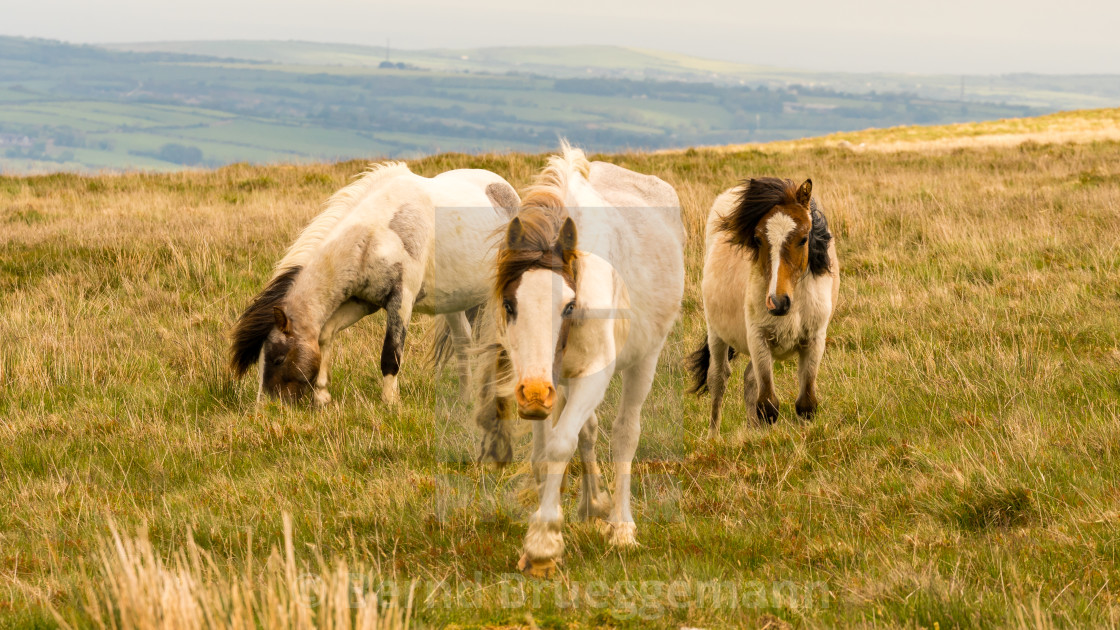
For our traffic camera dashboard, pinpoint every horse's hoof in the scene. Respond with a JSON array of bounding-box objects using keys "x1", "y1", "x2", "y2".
[
  {"x1": 605, "y1": 522, "x2": 638, "y2": 548},
  {"x1": 517, "y1": 553, "x2": 558, "y2": 578},
  {"x1": 756, "y1": 399, "x2": 779, "y2": 424}
]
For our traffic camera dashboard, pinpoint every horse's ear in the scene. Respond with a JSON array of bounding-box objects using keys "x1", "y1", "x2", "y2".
[
  {"x1": 506, "y1": 217, "x2": 526, "y2": 250},
  {"x1": 796, "y1": 179, "x2": 813, "y2": 206},
  {"x1": 558, "y1": 217, "x2": 578, "y2": 264},
  {"x1": 273, "y1": 306, "x2": 292, "y2": 335}
]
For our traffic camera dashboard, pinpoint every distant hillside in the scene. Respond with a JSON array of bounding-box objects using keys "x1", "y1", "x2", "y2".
[
  {"x1": 109, "y1": 40, "x2": 1120, "y2": 111},
  {"x1": 0, "y1": 35, "x2": 1070, "y2": 174},
  {"x1": 718, "y1": 107, "x2": 1120, "y2": 153}
]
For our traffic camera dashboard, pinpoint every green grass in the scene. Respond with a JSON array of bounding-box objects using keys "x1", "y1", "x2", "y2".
[{"x1": 1, "y1": 137, "x2": 1119, "y2": 628}]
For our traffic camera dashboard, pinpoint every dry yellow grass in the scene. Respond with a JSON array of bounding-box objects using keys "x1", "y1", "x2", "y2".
[
  {"x1": 708, "y1": 107, "x2": 1120, "y2": 153},
  {"x1": 1, "y1": 122, "x2": 1119, "y2": 628}
]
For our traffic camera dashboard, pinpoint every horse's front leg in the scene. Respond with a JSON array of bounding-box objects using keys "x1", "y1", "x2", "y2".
[
  {"x1": 380, "y1": 287, "x2": 416, "y2": 405},
  {"x1": 314, "y1": 299, "x2": 372, "y2": 406},
  {"x1": 520, "y1": 368, "x2": 612, "y2": 578},
  {"x1": 746, "y1": 330, "x2": 779, "y2": 423},
  {"x1": 796, "y1": 332, "x2": 826, "y2": 419}
]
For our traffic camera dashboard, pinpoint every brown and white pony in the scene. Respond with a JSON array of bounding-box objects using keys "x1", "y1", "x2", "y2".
[
  {"x1": 472, "y1": 143, "x2": 685, "y2": 577},
  {"x1": 229, "y1": 162, "x2": 520, "y2": 405},
  {"x1": 688, "y1": 177, "x2": 839, "y2": 435}
]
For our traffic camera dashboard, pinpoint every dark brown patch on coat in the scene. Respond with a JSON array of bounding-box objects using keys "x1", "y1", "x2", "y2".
[
  {"x1": 389, "y1": 203, "x2": 426, "y2": 260},
  {"x1": 229, "y1": 266, "x2": 301, "y2": 377},
  {"x1": 486, "y1": 182, "x2": 521, "y2": 217}
]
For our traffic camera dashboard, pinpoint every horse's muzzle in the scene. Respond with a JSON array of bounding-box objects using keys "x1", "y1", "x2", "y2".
[
  {"x1": 767, "y1": 293, "x2": 791, "y2": 316},
  {"x1": 515, "y1": 379, "x2": 555, "y2": 420}
]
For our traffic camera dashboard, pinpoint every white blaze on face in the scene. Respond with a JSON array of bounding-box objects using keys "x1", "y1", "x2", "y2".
[
  {"x1": 765, "y1": 213, "x2": 797, "y2": 296},
  {"x1": 507, "y1": 268, "x2": 575, "y2": 384}
]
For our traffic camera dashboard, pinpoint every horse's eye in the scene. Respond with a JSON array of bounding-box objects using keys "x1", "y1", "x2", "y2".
[
  {"x1": 502, "y1": 300, "x2": 515, "y2": 316},
  {"x1": 563, "y1": 301, "x2": 576, "y2": 317},
  {"x1": 799, "y1": 236, "x2": 808, "y2": 246},
  {"x1": 272, "y1": 355, "x2": 285, "y2": 366},
  {"x1": 753, "y1": 236, "x2": 763, "y2": 248}
]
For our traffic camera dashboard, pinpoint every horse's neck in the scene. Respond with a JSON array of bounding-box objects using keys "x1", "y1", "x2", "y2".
[{"x1": 285, "y1": 249, "x2": 353, "y2": 337}]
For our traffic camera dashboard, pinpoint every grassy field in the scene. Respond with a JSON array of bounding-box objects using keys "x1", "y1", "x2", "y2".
[{"x1": 1, "y1": 120, "x2": 1119, "y2": 628}]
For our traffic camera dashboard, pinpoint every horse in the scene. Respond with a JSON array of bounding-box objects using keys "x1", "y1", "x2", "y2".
[
  {"x1": 471, "y1": 143, "x2": 685, "y2": 577},
  {"x1": 687, "y1": 177, "x2": 839, "y2": 436},
  {"x1": 229, "y1": 162, "x2": 521, "y2": 405}
]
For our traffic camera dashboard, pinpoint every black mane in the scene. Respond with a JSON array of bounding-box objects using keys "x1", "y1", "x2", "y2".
[
  {"x1": 229, "y1": 266, "x2": 300, "y2": 376},
  {"x1": 808, "y1": 198, "x2": 833, "y2": 276}
]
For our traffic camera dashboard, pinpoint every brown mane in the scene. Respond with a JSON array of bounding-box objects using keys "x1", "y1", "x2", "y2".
[
  {"x1": 716, "y1": 177, "x2": 802, "y2": 257},
  {"x1": 494, "y1": 198, "x2": 575, "y2": 298}
]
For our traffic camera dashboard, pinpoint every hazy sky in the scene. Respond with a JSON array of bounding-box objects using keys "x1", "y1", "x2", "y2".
[{"x1": 4, "y1": 0, "x2": 1117, "y2": 75}]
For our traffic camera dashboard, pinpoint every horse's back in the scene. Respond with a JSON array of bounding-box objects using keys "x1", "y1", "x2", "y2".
[
  {"x1": 588, "y1": 161, "x2": 685, "y2": 246},
  {"x1": 581, "y1": 161, "x2": 685, "y2": 363}
]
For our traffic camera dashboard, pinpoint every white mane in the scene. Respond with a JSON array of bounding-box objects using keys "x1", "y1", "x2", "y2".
[
  {"x1": 273, "y1": 161, "x2": 412, "y2": 277},
  {"x1": 521, "y1": 139, "x2": 590, "y2": 204}
]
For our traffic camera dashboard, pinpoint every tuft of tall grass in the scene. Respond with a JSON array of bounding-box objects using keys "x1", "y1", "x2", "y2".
[{"x1": 54, "y1": 515, "x2": 415, "y2": 630}]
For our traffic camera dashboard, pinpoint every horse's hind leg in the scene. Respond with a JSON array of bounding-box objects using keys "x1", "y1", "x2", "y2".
[
  {"x1": 380, "y1": 287, "x2": 416, "y2": 405},
  {"x1": 314, "y1": 299, "x2": 372, "y2": 406},
  {"x1": 605, "y1": 349, "x2": 660, "y2": 548},
  {"x1": 706, "y1": 334, "x2": 732, "y2": 439},
  {"x1": 577, "y1": 411, "x2": 610, "y2": 521},
  {"x1": 796, "y1": 333, "x2": 826, "y2": 419},
  {"x1": 445, "y1": 311, "x2": 473, "y2": 401}
]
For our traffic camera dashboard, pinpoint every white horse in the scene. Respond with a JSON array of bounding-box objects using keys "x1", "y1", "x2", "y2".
[
  {"x1": 230, "y1": 162, "x2": 520, "y2": 405},
  {"x1": 472, "y1": 143, "x2": 684, "y2": 577},
  {"x1": 688, "y1": 177, "x2": 839, "y2": 435}
]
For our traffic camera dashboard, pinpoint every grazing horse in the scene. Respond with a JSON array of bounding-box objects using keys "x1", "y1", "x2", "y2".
[
  {"x1": 688, "y1": 177, "x2": 839, "y2": 435},
  {"x1": 229, "y1": 162, "x2": 520, "y2": 405},
  {"x1": 472, "y1": 143, "x2": 684, "y2": 577}
]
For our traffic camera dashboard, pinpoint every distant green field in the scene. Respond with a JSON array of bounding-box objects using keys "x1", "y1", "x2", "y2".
[{"x1": 0, "y1": 36, "x2": 1087, "y2": 174}]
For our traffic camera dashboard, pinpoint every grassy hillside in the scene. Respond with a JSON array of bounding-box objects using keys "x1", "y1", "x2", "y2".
[
  {"x1": 718, "y1": 107, "x2": 1120, "y2": 153},
  {"x1": 112, "y1": 40, "x2": 1120, "y2": 111},
  {"x1": 0, "y1": 36, "x2": 1059, "y2": 175},
  {"x1": 2, "y1": 120, "x2": 1119, "y2": 627}
]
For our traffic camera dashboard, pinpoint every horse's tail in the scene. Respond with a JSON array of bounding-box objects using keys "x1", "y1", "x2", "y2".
[
  {"x1": 425, "y1": 305, "x2": 482, "y2": 370},
  {"x1": 685, "y1": 338, "x2": 712, "y2": 395},
  {"x1": 686, "y1": 336, "x2": 736, "y2": 395}
]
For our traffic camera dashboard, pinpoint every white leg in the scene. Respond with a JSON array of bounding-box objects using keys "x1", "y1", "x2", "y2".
[
  {"x1": 519, "y1": 367, "x2": 613, "y2": 577},
  {"x1": 314, "y1": 299, "x2": 372, "y2": 406},
  {"x1": 444, "y1": 311, "x2": 473, "y2": 402},
  {"x1": 606, "y1": 350, "x2": 660, "y2": 547}
]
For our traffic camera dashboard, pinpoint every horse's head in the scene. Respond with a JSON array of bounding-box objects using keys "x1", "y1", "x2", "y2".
[
  {"x1": 229, "y1": 267, "x2": 321, "y2": 403},
  {"x1": 495, "y1": 209, "x2": 579, "y2": 420},
  {"x1": 719, "y1": 178, "x2": 814, "y2": 317},
  {"x1": 257, "y1": 306, "x2": 321, "y2": 401}
]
